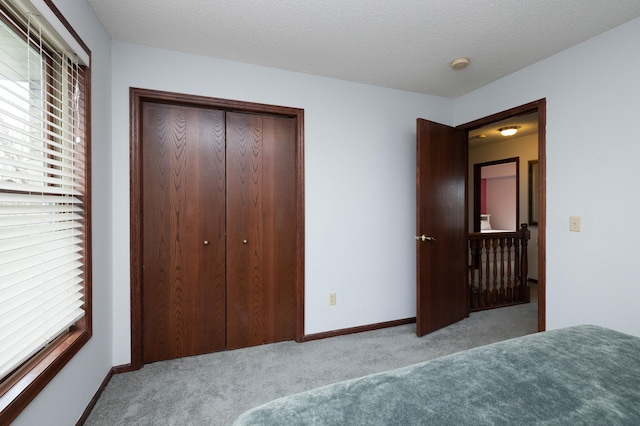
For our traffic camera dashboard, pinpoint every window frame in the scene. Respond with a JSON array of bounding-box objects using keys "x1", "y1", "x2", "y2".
[{"x1": 0, "y1": 0, "x2": 92, "y2": 423}]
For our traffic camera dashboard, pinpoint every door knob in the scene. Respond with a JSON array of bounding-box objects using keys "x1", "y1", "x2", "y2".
[
  {"x1": 415, "y1": 235, "x2": 436, "y2": 242},
  {"x1": 203, "y1": 240, "x2": 209, "y2": 246},
  {"x1": 243, "y1": 239, "x2": 248, "y2": 244}
]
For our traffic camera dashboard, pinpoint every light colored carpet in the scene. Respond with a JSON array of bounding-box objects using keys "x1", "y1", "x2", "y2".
[{"x1": 85, "y1": 298, "x2": 537, "y2": 425}]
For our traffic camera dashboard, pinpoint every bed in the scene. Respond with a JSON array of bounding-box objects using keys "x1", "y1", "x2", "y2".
[
  {"x1": 480, "y1": 214, "x2": 512, "y2": 233},
  {"x1": 233, "y1": 325, "x2": 640, "y2": 425}
]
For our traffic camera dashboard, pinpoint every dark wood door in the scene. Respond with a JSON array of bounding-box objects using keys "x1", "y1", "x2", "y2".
[
  {"x1": 416, "y1": 119, "x2": 468, "y2": 336},
  {"x1": 141, "y1": 104, "x2": 297, "y2": 362},
  {"x1": 142, "y1": 102, "x2": 227, "y2": 363},
  {"x1": 225, "y1": 112, "x2": 297, "y2": 349}
]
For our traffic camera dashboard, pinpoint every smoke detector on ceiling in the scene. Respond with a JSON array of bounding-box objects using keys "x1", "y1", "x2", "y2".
[{"x1": 450, "y1": 57, "x2": 470, "y2": 70}]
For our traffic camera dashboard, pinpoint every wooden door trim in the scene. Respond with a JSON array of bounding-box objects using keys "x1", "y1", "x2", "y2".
[
  {"x1": 458, "y1": 99, "x2": 546, "y2": 332},
  {"x1": 129, "y1": 88, "x2": 305, "y2": 369}
]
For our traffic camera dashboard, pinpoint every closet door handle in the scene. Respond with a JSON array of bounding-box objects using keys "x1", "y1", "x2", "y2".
[
  {"x1": 203, "y1": 240, "x2": 209, "y2": 246},
  {"x1": 243, "y1": 239, "x2": 248, "y2": 244},
  {"x1": 414, "y1": 235, "x2": 436, "y2": 242}
]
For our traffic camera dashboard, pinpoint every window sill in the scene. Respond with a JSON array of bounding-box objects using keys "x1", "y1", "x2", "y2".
[{"x1": 0, "y1": 325, "x2": 91, "y2": 424}]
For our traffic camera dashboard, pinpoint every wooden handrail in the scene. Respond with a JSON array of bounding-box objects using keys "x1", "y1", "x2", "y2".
[
  {"x1": 468, "y1": 224, "x2": 531, "y2": 311},
  {"x1": 469, "y1": 223, "x2": 530, "y2": 240}
]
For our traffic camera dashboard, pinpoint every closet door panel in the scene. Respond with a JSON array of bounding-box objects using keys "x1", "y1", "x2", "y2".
[
  {"x1": 261, "y1": 115, "x2": 297, "y2": 343},
  {"x1": 142, "y1": 103, "x2": 226, "y2": 362},
  {"x1": 226, "y1": 112, "x2": 265, "y2": 349},
  {"x1": 225, "y1": 112, "x2": 296, "y2": 349}
]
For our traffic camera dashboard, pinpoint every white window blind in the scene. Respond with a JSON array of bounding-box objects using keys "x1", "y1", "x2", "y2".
[{"x1": 0, "y1": 1, "x2": 87, "y2": 381}]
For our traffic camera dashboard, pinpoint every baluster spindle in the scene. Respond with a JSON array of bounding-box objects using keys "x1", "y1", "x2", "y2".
[
  {"x1": 483, "y1": 239, "x2": 491, "y2": 307},
  {"x1": 491, "y1": 238, "x2": 498, "y2": 306},
  {"x1": 506, "y1": 236, "x2": 513, "y2": 303},
  {"x1": 499, "y1": 237, "x2": 506, "y2": 304}
]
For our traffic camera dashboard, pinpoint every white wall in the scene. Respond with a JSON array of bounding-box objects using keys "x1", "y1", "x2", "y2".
[
  {"x1": 110, "y1": 41, "x2": 453, "y2": 365},
  {"x1": 12, "y1": 1, "x2": 113, "y2": 425},
  {"x1": 455, "y1": 17, "x2": 640, "y2": 336}
]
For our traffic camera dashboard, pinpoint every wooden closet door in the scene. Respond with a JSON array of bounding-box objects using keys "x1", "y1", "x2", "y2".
[
  {"x1": 225, "y1": 112, "x2": 297, "y2": 349},
  {"x1": 141, "y1": 102, "x2": 226, "y2": 363}
]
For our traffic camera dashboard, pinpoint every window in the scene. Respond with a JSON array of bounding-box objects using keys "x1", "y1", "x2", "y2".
[{"x1": 0, "y1": 0, "x2": 91, "y2": 422}]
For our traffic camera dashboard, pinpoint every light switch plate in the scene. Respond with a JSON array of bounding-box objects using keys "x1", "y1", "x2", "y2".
[{"x1": 570, "y1": 216, "x2": 582, "y2": 232}]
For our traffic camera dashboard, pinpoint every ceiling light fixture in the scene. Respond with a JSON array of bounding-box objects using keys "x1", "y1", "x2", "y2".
[
  {"x1": 450, "y1": 57, "x2": 470, "y2": 70},
  {"x1": 498, "y1": 126, "x2": 520, "y2": 137}
]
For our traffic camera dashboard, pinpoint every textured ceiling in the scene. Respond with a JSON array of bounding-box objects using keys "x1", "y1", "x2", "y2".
[{"x1": 87, "y1": 0, "x2": 640, "y2": 98}]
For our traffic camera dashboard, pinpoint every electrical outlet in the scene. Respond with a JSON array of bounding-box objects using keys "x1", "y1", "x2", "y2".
[{"x1": 329, "y1": 292, "x2": 336, "y2": 305}]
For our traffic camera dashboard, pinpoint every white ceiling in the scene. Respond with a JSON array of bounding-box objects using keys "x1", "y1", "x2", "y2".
[{"x1": 87, "y1": 0, "x2": 640, "y2": 98}]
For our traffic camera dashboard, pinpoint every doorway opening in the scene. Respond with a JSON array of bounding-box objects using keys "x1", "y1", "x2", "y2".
[{"x1": 460, "y1": 99, "x2": 546, "y2": 332}]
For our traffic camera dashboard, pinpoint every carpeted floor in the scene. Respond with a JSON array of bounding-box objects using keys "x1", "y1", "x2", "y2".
[{"x1": 84, "y1": 297, "x2": 537, "y2": 425}]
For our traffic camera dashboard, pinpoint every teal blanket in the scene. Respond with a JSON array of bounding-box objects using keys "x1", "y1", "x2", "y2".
[{"x1": 233, "y1": 325, "x2": 640, "y2": 425}]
